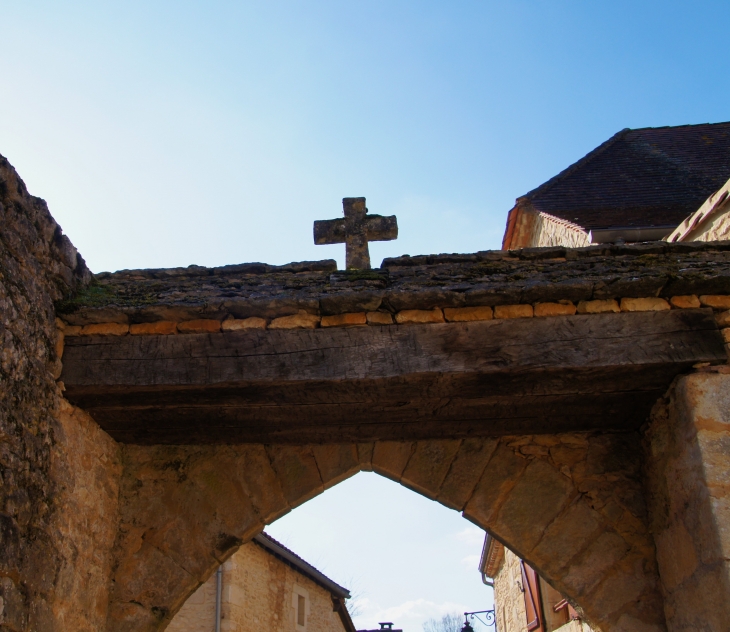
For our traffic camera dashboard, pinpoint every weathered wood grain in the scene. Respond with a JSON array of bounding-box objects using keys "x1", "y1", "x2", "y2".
[{"x1": 61, "y1": 310, "x2": 726, "y2": 443}]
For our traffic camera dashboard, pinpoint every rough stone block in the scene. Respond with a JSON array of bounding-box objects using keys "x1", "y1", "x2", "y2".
[
  {"x1": 265, "y1": 446, "x2": 323, "y2": 508},
  {"x1": 55, "y1": 328, "x2": 64, "y2": 359},
  {"x1": 177, "y1": 319, "x2": 222, "y2": 334},
  {"x1": 356, "y1": 443, "x2": 375, "y2": 470},
  {"x1": 221, "y1": 317, "x2": 267, "y2": 331},
  {"x1": 669, "y1": 295, "x2": 700, "y2": 309},
  {"x1": 534, "y1": 302, "x2": 576, "y2": 317},
  {"x1": 494, "y1": 304, "x2": 533, "y2": 319},
  {"x1": 463, "y1": 444, "x2": 528, "y2": 527},
  {"x1": 438, "y1": 438, "x2": 498, "y2": 511},
  {"x1": 654, "y1": 521, "x2": 699, "y2": 592},
  {"x1": 721, "y1": 328, "x2": 730, "y2": 343},
  {"x1": 401, "y1": 440, "x2": 461, "y2": 499},
  {"x1": 63, "y1": 324, "x2": 83, "y2": 336},
  {"x1": 395, "y1": 308, "x2": 445, "y2": 324},
  {"x1": 230, "y1": 445, "x2": 289, "y2": 525},
  {"x1": 130, "y1": 321, "x2": 178, "y2": 335},
  {"x1": 700, "y1": 294, "x2": 730, "y2": 309},
  {"x1": 531, "y1": 499, "x2": 603, "y2": 576},
  {"x1": 371, "y1": 441, "x2": 414, "y2": 481},
  {"x1": 620, "y1": 297, "x2": 670, "y2": 312},
  {"x1": 268, "y1": 312, "x2": 320, "y2": 329},
  {"x1": 587, "y1": 554, "x2": 649, "y2": 623},
  {"x1": 80, "y1": 322, "x2": 129, "y2": 336},
  {"x1": 320, "y1": 312, "x2": 367, "y2": 327},
  {"x1": 443, "y1": 306, "x2": 493, "y2": 322},
  {"x1": 312, "y1": 444, "x2": 361, "y2": 488},
  {"x1": 717, "y1": 310, "x2": 730, "y2": 327},
  {"x1": 104, "y1": 601, "x2": 160, "y2": 632},
  {"x1": 109, "y1": 540, "x2": 195, "y2": 607},
  {"x1": 366, "y1": 311, "x2": 394, "y2": 325},
  {"x1": 576, "y1": 299, "x2": 620, "y2": 314},
  {"x1": 491, "y1": 458, "x2": 574, "y2": 555}
]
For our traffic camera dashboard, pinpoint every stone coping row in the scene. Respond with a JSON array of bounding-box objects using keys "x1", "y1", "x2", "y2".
[
  {"x1": 56, "y1": 243, "x2": 730, "y2": 326},
  {"x1": 96, "y1": 239, "x2": 730, "y2": 280},
  {"x1": 58, "y1": 294, "x2": 730, "y2": 340}
]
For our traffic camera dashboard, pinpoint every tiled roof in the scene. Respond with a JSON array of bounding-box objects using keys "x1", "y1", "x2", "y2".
[
  {"x1": 253, "y1": 531, "x2": 351, "y2": 599},
  {"x1": 520, "y1": 122, "x2": 730, "y2": 230}
]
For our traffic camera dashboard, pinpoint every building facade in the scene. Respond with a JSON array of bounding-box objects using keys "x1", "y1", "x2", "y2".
[
  {"x1": 480, "y1": 536, "x2": 596, "y2": 632},
  {"x1": 666, "y1": 175, "x2": 730, "y2": 243},
  {"x1": 502, "y1": 122, "x2": 730, "y2": 249},
  {"x1": 167, "y1": 533, "x2": 355, "y2": 632}
]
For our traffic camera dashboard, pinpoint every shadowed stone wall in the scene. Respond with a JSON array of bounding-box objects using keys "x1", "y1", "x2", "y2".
[
  {"x1": 167, "y1": 539, "x2": 348, "y2": 632},
  {"x1": 0, "y1": 154, "x2": 122, "y2": 631},
  {"x1": 108, "y1": 435, "x2": 663, "y2": 632},
  {"x1": 645, "y1": 373, "x2": 730, "y2": 631},
  {"x1": 4, "y1": 153, "x2": 730, "y2": 632}
]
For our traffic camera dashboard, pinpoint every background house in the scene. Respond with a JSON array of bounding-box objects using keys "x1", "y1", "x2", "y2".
[
  {"x1": 666, "y1": 174, "x2": 730, "y2": 243},
  {"x1": 479, "y1": 535, "x2": 595, "y2": 632},
  {"x1": 168, "y1": 532, "x2": 355, "y2": 632},
  {"x1": 502, "y1": 122, "x2": 730, "y2": 249}
]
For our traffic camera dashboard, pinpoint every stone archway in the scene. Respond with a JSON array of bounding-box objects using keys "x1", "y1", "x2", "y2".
[{"x1": 101, "y1": 418, "x2": 664, "y2": 632}]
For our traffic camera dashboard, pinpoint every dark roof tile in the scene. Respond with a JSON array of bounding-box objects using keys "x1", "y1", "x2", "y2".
[{"x1": 521, "y1": 122, "x2": 730, "y2": 230}]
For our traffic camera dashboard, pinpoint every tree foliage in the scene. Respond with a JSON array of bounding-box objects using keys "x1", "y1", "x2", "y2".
[{"x1": 423, "y1": 612, "x2": 463, "y2": 632}]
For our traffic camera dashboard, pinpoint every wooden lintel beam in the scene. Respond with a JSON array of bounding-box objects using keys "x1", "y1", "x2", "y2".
[{"x1": 61, "y1": 310, "x2": 726, "y2": 443}]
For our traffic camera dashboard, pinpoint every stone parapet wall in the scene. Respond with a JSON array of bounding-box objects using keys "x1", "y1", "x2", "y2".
[
  {"x1": 55, "y1": 241, "x2": 730, "y2": 327},
  {"x1": 0, "y1": 153, "x2": 106, "y2": 631}
]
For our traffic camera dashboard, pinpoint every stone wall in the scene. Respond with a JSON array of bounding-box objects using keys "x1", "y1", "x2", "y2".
[
  {"x1": 493, "y1": 546, "x2": 598, "y2": 632},
  {"x1": 666, "y1": 177, "x2": 730, "y2": 244},
  {"x1": 106, "y1": 435, "x2": 664, "y2": 632},
  {"x1": 645, "y1": 373, "x2": 730, "y2": 632},
  {"x1": 0, "y1": 154, "x2": 124, "y2": 631},
  {"x1": 531, "y1": 213, "x2": 591, "y2": 249},
  {"x1": 687, "y1": 207, "x2": 730, "y2": 242},
  {"x1": 168, "y1": 540, "x2": 346, "y2": 632},
  {"x1": 493, "y1": 547, "x2": 528, "y2": 632}
]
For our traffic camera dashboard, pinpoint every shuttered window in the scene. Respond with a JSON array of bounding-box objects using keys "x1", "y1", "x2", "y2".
[{"x1": 520, "y1": 561, "x2": 545, "y2": 632}]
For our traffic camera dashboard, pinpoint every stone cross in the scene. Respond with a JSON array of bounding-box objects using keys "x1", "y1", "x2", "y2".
[{"x1": 313, "y1": 197, "x2": 398, "y2": 269}]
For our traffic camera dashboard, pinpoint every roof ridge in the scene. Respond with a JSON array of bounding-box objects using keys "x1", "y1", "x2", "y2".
[
  {"x1": 518, "y1": 121, "x2": 730, "y2": 208},
  {"x1": 255, "y1": 531, "x2": 351, "y2": 598},
  {"x1": 518, "y1": 128, "x2": 630, "y2": 205},
  {"x1": 625, "y1": 120, "x2": 730, "y2": 133}
]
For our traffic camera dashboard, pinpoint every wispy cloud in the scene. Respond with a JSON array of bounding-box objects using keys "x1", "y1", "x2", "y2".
[
  {"x1": 353, "y1": 597, "x2": 473, "y2": 632},
  {"x1": 461, "y1": 554, "x2": 480, "y2": 568},
  {"x1": 455, "y1": 526, "x2": 485, "y2": 547}
]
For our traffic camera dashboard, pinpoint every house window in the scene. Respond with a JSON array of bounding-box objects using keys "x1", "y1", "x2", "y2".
[
  {"x1": 519, "y1": 559, "x2": 581, "y2": 632},
  {"x1": 292, "y1": 584, "x2": 310, "y2": 630},
  {"x1": 520, "y1": 560, "x2": 544, "y2": 632}
]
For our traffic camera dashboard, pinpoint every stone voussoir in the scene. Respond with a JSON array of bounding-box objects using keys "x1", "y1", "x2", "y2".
[
  {"x1": 700, "y1": 295, "x2": 730, "y2": 310},
  {"x1": 670, "y1": 295, "x2": 701, "y2": 309},
  {"x1": 221, "y1": 317, "x2": 267, "y2": 331},
  {"x1": 443, "y1": 306, "x2": 494, "y2": 322},
  {"x1": 177, "y1": 319, "x2": 222, "y2": 334},
  {"x1": 494, "y1": 304, "x2": 534, "y2": 319},
  {"x1": 394, "y1": 308, "x2": 445, "y2": 324},
  {"x1": 534, "y1": 301, "x2": 577, "y2": 317},
  {"x1": 320, "y1": 312, "x2": 367, "y2": 327},
  {"x1": 80, "y1": 322, "x2": 129, "y2": 336},
  {"x1": 129, "y1": 321, "x2": 178, "y2": 335},
  {"x1": 268, "y1": 311, "x2": 321, "y2": 329},
  {"x1": 620, "y1": 297, "x2": 671, "y2": 312}
]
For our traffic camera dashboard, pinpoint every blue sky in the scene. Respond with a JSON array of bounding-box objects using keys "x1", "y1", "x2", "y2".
[{"x1": 2, "y1": 1, "x2": 729, "y2": 629}]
